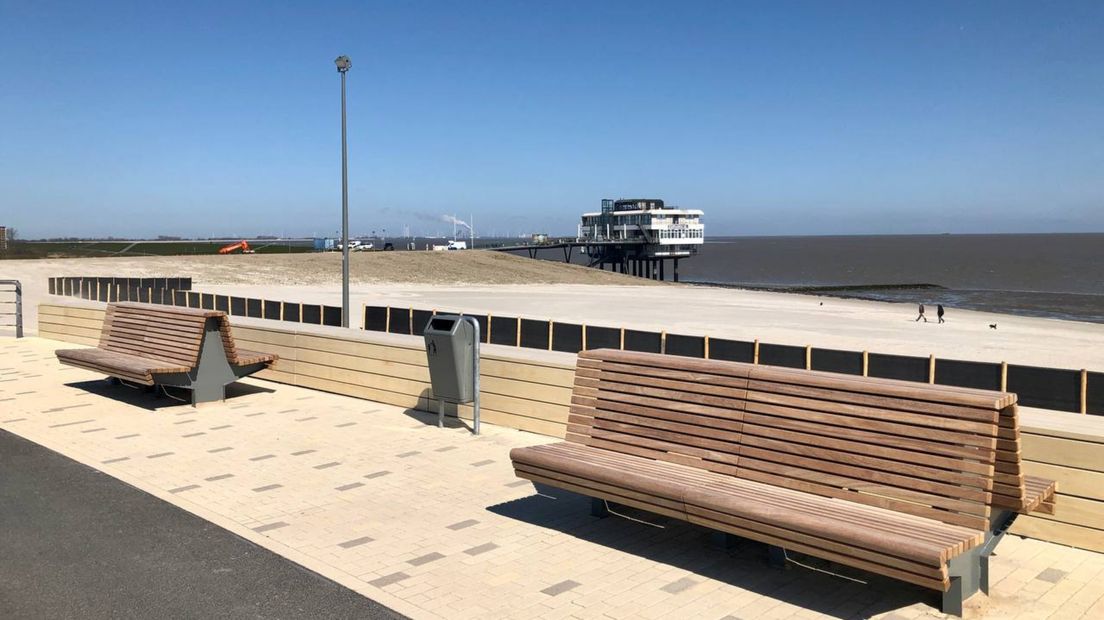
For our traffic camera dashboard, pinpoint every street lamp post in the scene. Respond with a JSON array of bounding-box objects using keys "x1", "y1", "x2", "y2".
[{"x1": 335, "y1": 55, "x2": 351, "y2": 327}]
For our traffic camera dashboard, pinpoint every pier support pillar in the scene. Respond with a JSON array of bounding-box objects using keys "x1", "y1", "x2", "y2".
[
  {"x1": 660, "y1": 260, "x2": 665, "y2": 281},
  {"x1": 674, "y1": 259, "x2": 679, "y2": 282}
]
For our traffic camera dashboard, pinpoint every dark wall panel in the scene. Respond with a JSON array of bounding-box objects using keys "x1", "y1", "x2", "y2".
[
  {"x1": 490, "y1": 316, "x2": 519, "y2": 346},
  {"x1": 665, "y1": 334, "x2": 705, "y2": 358},
  {"x1": 49, "y1": 278, "x2": 56, "y2": 295},
  {"x1": 623, "y1": 329, "x2": 662, "y2": 354},
  {"x1": 868, "y1": 353, "x2": 928, "y2": 382},
  {"x1": 140, "y1": 277, "x2": 155, "y2": 290},
  {"x1": 811, "y1": 348, "x2": 863, "y2": 375},
  {"x1": 364, "y1": 306, "x2": 387, "y2": 331},
  {"x1": 412, "y1": 310, "x2": 435, "y2": 336},
  {"x1": 263, "y1": 300, "x2": 281, "y2": 320},
  {"x1": 322, "y1": 306, "x2": 342, "y2": 327},
  {"x1": 935, "y1": 358, "x2": 1002, "y2": 391},
  {"x1": 174, "y1": 291, "x2": 188, "y2": 306},
  {"x1": 229, "y1": 296, "x2": 246, "y2": 316},
  {"x1": 1089, "y1": 372, "x2": 1103, "y2": 416},
  {"x1": 462, "y1": 314, "x2": 489, "y2": 343},
  {"x1": 1007, "y1": 365, "x2": 1080, "y2": 413},
  {"x1": 97, "y1": 283, "x2": 110, "y2": 303},
  {"x1": 759, "y1": 343, "x2": 806, "y2": 369},
  {"x1": 167, "y1": 278, "x2": 181, "y2": 291},
  {"x1": 281, "y1": 302, "x2": 300, "y2": 322},
  {"x1": 388, "y1": 307, "x2": 411, "y2": 334},
  {"x1": 302, "y1": 304, "x2": 321, "y2": 325},
  {"x1": 520, "y1": 318, "x2": 550, "y2": 350},
  {"x1": 201, "y1": 293, "x2": 215, "y2": 310},
  {"x1": 187, "y1": 292, "x2": 200, "y2": 308},
  {"x1": 708, "y1": 339, "x2": 754, "y2": 363},
  {"x1": 215, "y1": 295, "x2": 230, "y2": 312},
  {"x1": 584, "y1": 326, "x2": 620, "y2": 351},
  {"x1": 551, "y1": 323, "x2": 583, "y2": 353},
  {"x1": 246, "y1": 298, "x2": 262, "y2": 318}
]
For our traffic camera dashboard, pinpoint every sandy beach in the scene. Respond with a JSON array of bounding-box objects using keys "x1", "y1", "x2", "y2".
[{"x1": 3, "y1": 251, "x2": 1101, "y2": 369}]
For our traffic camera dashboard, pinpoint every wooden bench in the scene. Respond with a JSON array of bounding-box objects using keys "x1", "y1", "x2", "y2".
[
  {"x1": 56, "y1": 303, "x2": 277, "y2": 405},
  {"x1": 509, "y1": 349, "x2": 1057, "y2": 616}
]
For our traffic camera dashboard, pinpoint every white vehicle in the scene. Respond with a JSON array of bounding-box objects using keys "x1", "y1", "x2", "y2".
[
  {"x1": 431, "y1": 240, "x2": 468, "y2": 251},
  {"x1": 336, "y1": 240, "x2": 374, "y2": 251}
]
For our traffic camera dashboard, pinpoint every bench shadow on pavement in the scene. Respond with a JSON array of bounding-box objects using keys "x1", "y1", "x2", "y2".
[
  {"x1": 488, "y1": 483, "x2": 935, "y2": 619},
  {"x1": 64, "y1": 379, "x2": 274, "y2": 411}
]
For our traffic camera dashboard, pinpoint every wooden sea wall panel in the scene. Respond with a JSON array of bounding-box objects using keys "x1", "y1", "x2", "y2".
[
  {"x1": 224, "y1": 320, "x2": 576, "y2": 438},
  {"x1": 1011, "y1": 410, "x2": 1104, "y2": 553},
  {"x1": 38, "y1": 303, "x2": 106, "y2": 346}
]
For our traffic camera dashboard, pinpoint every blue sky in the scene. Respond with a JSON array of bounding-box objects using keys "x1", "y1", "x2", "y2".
[{"x1": 1, "y1": 1, "x2": 1101, "y2": 238}]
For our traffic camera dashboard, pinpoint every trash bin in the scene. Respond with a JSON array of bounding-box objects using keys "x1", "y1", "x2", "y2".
[{"x1": 424, "y1": 314, "x2": 476, "y2": 402}]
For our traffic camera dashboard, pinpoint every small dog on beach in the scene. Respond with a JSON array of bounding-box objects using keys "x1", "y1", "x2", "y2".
[{"x1": 989, "y1": 324, "x2": 997, "y2": 329}]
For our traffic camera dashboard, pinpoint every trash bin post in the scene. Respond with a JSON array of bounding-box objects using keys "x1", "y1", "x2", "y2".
[{"x1": 466, "y1": 316, "x2": 480, "y2": 436}]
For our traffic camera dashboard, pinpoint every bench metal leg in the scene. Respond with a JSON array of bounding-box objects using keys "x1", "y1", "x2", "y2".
[
  {"x1": 939, "y1": 509, "x2": 1017, "y2": 616},
  {"x1": 767, "y1": 545, "x2": 786, "y2": 569},
  {"x1": 590, "y1": 497, "x2": 609, "y2": 518},
  {"x1": 943, "y1": 549, "x2": 981, "y2": 617},
  {"x1": 943, "y1": 576, "x2": 964, "y2": 617}
]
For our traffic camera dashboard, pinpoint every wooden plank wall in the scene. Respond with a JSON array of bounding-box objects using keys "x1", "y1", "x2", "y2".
[
  {"x1": 38, "y1": 303, "x2": 106, "y2": 346},
  {"x1": 36, "y1": 300, "x2": 1104, "y2": 553},
  {"x1": 1010, "y1": 410, "x2": 1104, "y2": 552},
  {"x1": 230, "y1": 322, "x2": 576, "y2": 438}
]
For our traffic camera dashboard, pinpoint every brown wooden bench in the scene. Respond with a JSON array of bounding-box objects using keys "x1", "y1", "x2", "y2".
[
  {"x1": 510, "y1": 349, "x2": 1058, "y2": 616},
  {"x1": 56, "y1": 303, "x2": 277, "y2": 405}
]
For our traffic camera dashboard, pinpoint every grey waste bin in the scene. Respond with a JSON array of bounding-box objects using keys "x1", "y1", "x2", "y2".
[{"x1": 423, "y1": 314, "x2": 480, "y2": 433}]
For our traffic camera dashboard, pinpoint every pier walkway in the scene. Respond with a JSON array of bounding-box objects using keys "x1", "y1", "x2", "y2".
[{"x1": 2, "y1": 336, "x2": 1103, "y2": 619}]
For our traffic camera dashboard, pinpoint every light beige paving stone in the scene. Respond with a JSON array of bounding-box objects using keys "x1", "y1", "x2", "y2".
[{"x1": 4, "y1": 336, "x2": 1104, "y2": 619}]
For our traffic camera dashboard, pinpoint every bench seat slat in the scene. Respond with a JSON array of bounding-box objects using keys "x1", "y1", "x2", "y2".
[
  {"x1": 531, "y1": 442, "x2": 984, "y2": 550},
  {"x1": 512, "y1": 443, "x2": 980, "y2": 571}
]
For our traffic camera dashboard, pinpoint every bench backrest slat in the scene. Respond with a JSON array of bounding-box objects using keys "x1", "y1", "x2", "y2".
[
  {"x1": 571, "y1": 349, "x2": 1006, "y2": 531},
  {"x1": 98, "y1": 303, "x2": 219, "y2": 369},
  {"x1": 570, "y1": 351, "x2": 749, "y2": 475}
]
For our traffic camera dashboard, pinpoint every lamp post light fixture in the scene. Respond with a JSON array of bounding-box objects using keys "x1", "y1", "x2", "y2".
[{"x1": 335, "y1": 55, "x2": 351, "y2": 327}]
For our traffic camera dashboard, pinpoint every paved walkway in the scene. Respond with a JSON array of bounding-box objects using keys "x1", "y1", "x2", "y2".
[
  {"x1": 2, "y1": 337, "x2": 1103, "y2": 619},
  {"x1": 0, "y1": 429, "x2": 401, "y2": 620}
]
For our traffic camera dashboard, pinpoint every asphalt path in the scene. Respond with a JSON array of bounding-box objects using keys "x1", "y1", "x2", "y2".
[{"x1": 0, "y1": 430, "x2": 402, "y2": 619}]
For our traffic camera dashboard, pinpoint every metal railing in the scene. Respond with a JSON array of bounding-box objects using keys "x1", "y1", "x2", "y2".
[{"x1": 0, "y1": 280, "x2": 22, "y2": 338}]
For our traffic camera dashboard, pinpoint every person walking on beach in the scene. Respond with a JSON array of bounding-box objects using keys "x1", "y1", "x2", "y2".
[
  {"x1": 915, "y1": 303, "x2": 927, "y2": 322},
  {"x1": 937, "y1": 304, "x2": 945, "y2": 324}
]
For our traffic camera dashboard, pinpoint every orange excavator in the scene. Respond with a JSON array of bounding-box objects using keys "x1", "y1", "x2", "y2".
[{"x1": 218, "y1": 240, "x2": 255, "y2": 254}]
